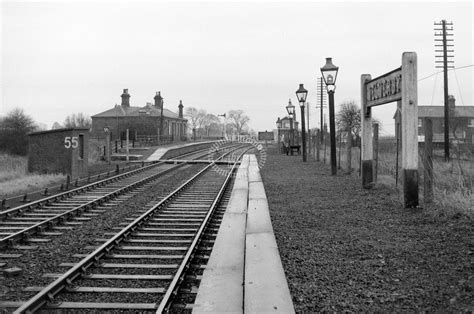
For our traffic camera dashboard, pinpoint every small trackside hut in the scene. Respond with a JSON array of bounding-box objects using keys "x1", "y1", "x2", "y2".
[
  {"x1": 28, "y1": 128, "x2": 89, "y2": 178},
  {"x1": 361, "y1": 52, "x2": 418, "y2": 208}
]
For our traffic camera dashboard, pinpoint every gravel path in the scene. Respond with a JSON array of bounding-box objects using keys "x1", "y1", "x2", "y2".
[
  {"x1": 260, "y1": 146, "x2": 473, "y2": 312},
  {"x1": 0, "y1": 164, "x2": 204, "y2": 308}
]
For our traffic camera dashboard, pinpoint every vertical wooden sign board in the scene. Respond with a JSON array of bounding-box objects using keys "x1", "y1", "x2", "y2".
[{"x1": 361, "y1": 52, "x2": 418, "y2": 207}]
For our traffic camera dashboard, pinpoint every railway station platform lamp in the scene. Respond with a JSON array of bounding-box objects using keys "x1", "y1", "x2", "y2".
[
  {"x1": 285, "y1": 99, "x2": 295, "y2": 155},
  {"x1": 320, "y1": 57, "x2": 339, "y2": 175},
  {"x1": 296, "y1": 84, "x2": 308, "y2": 162}
]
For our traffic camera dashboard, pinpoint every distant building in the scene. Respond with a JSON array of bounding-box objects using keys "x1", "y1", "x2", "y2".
[
  {"x1": 393, "y1": 95, "x2": 474, "y2": 144},
  {"x1": 91, "y1": 89, "x2": 188, "y2": 142},
  {"x1": 275, "y1": 116, "x2": 300, "y2": 144}
]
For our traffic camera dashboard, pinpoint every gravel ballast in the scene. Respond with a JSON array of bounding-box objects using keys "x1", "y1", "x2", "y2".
[
  {"x1": 0, "y1": 164, "x2": 204, "y2": 307},
  {"x1": 260, "y1": 146, "x2": 472, "y2": 312}
]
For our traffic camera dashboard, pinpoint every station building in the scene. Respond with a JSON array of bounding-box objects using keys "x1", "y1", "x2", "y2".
[
  {"x1": 90, "y1": 89, "x2": 188, "y2": 142},
  {"x1": 275, "y1": 116, "x2": 300, "y2": 144},
  {"x1": 394, "y1": 95, "x2": 474, "y2": 144}
]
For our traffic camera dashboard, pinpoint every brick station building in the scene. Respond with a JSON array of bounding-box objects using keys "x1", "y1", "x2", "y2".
[
  {"x1": 90, "y1": 89, "x2": 188, "y2": 142},
  {"x1": 393, "y1": 95, "x2": 474, "y2": 144}
]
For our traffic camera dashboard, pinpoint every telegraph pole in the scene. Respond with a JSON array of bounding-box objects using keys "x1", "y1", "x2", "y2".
[
  {"x1": 315, "y1": 77, "x2": 327, "y2": 144},
  {"x1": 434, "y1": 20, "x2": 454, "y2": 161}
]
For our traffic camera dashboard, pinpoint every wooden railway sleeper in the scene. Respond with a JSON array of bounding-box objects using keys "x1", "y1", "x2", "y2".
[
  {"x1": 7, "y1": 238, "x2": 16, "y2": 247},
  {"x1": 22, "y1": 231, "x2": 30, "y2": 241}
]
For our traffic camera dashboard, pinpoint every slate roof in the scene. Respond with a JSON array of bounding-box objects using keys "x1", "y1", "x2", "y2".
[
  {"x1": 394, "y1": 106, "x2": 474, "y2": 119},
  {"x1": 92, "y1": 104, "x2": 184, "y2": 120},
  {"x1": 418, "y1": 106, "x2": 474, "y2": 118}
]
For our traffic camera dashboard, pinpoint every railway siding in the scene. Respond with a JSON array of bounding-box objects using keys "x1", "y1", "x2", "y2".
[{"x1": 193, "y1": 154, "x2": 294, "y2": 313}]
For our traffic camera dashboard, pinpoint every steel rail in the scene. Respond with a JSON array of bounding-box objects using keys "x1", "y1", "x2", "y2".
[
  {"x1": 0, "y1": 162, "x2": 163, "y2": 219},
  {"x1": 0, "y1": 143, "x2": 244, "y2": 249},
  {"x1": 0, "y1": 165, "x2": 176, "y2": 249},
  {"x1": 0, "y1": 145, "x2": 221, "y2": 218},
  {"x1": 156, "y1": 148, "x2": 251, "y2": 313},
  {"x1": 13, "y1": 146, "x2": 250, "y2": 314},
  {"x1": 1, "y1": 144, "x2": 217, "y2": 206}
]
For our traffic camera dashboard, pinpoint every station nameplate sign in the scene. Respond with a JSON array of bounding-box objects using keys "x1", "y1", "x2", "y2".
[{"x1": 366, "y1": 67, "x2": 402, "y2": 107}]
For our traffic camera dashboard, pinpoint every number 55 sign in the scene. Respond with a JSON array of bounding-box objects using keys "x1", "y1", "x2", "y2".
[{"x1": 64, "y1": 136, "x2": 78, "y2": 149}]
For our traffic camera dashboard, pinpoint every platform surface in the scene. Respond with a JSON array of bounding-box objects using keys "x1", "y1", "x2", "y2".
[
  {"x1": 145, "y1": 141, "x2": 216, "y2": 161},
  {"x1": 193, "y1": 154, "x2": 294, "y2": 313}
]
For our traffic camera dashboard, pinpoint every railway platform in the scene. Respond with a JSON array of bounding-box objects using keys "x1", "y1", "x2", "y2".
[
  {"x1": 146, "y1": 140, "x2": 217, "y2": 161},
  {"x1": 193, "y1": 154, "x2": 294, "y2": 313}
]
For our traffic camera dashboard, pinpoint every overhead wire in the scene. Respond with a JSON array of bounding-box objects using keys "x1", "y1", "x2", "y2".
[
  {"x1": 418, "y1": 64, "x2": 473, "y2": 82},
  {"x1": 453, "y1": 69, "x2": 465, "y2": 106},
  {"x1": 430, "y1": 72, "x2": 438, "y2": 106}
]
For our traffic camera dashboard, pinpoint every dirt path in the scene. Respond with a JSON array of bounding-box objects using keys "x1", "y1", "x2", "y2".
[{"x1": 260, "y1": 147, "x2": 473, "y2": 312}]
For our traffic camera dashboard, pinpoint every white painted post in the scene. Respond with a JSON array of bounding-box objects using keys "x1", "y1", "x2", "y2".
[
  {"x1": 105, "y1": 132, "x2": 111, "y2": 164},
  {"x1": 361, "y1": 74, "x2": 373, "y2": 188},
  {"x1": 126, "y1": 128, "x2": 130, "y2": 163},
  {"x1": 401, "y1": 52, "x2": 419, "y2": 207}
]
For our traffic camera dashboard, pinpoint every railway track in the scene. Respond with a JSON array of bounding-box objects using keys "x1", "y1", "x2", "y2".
[
  {"x1": 0, "y1": 143, "x2": 244, "y2": 250},
  {"x1": 12, "y1": 147, "x2": 250, "y2": 313},
  {"x1": 0, "y1": 144, "x2": 217, "y2": 209}
]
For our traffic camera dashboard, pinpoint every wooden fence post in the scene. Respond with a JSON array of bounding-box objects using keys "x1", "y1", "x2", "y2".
[
  {"x1": 423, "y1": 118, "x2": 433, "y2": 205},
  {"x1": 373, "y1": 123, "x2": 379, "y2": 182},
  {"x1": 316, "y1": 131, "x2": 320, "y2": 162},
  {"x1": 346, "y1": 128, "x2": 352, "y2": 173},
  {"x1": 338, "y1": 132, "x2": 342, "y2": 169},
  {"x1": 126, "y1": 128, "x2": 130, "y2": 163}
]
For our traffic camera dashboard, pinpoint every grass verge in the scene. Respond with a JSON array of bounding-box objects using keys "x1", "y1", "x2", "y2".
[{"x1": 0, "y1": 153, "x2": 65, "y2": 199}]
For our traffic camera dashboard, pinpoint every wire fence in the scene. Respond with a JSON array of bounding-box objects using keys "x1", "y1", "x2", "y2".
[{"x1": 287, "y1": 128, "x2": 473, "y2": 213}]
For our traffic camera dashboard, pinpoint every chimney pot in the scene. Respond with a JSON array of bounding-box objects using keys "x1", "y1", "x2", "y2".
[
  {"x1": 154, "y1": 91, "x2": 163, "y2": 109},
  {"x1": 448, "y1": 95, "x2": 456, "y2": 110},
  {"x1": 178, "y1": 100, "x2": 184, "y2": 118},
  {"x1": 121, "y1": 88, "x2": 130, "y2": 107}
]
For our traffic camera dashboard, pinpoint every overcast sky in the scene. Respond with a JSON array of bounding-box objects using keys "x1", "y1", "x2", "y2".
[{"x1": 1, "y1": 0, "x2": 472, "y2": 136}]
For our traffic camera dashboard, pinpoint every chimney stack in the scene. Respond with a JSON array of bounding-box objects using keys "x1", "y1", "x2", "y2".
[
  {"x1": 154, "y1": 91, "x2": 163, "y2": 110},
  {"x1": 121, "y1": 89, "x2": 130, "y2": 107},
  {"x1": 178, "y1": 100, "x2": 184, "y2": 118},
  {"x1": 448, "y1": 95, "x2": 456, "y2": 110}
]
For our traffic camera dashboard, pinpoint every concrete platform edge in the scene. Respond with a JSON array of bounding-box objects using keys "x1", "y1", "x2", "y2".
[
  {"x1": 244, "y1": 155, "x2": 295, "y2": 313},
  {"x1": 192, "y1": 155, "x2": 249, "y2": 313},
  {"x1": 193, "y1": 154, "x2": 294, "y2": 313}
]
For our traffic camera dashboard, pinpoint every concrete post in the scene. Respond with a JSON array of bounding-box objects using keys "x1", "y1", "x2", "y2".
[
  {"x1": 401, "y1": 52, "x2": 419, "y2": 207},
  {"x1": 361, "y1": 74, "x2": 373, "y2": 188}
]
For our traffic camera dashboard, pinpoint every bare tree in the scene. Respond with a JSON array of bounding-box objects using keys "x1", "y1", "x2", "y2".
[
  {"x1": 336, "y1": 101, "x2": 381, "y2": 145},
  {"x1": 64, "y1": 112, "x2": 92, "y2": 129},
  {"x1": 51, "y1": 121, "x2": 63, "y2": 129},
  {"x1": 196, "y1": 110, "x2": 207, "y2": 138},
  {"x1": 0, "y1": 108, "x2": 37, "y2": 155},
  {"x1": 202, "y1": 113, "x2": 219, "y2": 137},
  {"x1": 185, "y1": 107, "x2": 205, "y2": 140},
  {"x1": 227, "y1": 110, "x2": 250, "y2": 136}
]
